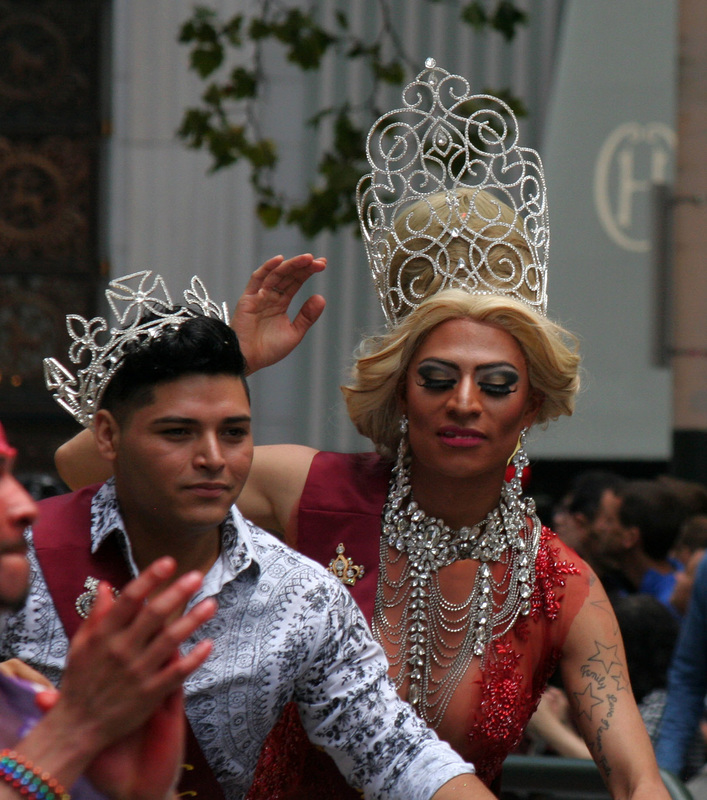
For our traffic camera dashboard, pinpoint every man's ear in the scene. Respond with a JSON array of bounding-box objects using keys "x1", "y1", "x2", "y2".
[{"x1": 93, "y1": 409, "x2": 120, "y2": 462}]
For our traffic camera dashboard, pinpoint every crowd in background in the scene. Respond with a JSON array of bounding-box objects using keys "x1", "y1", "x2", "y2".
[{"x1": 519, "y1": 466, "x2": 707, "y2": 796}]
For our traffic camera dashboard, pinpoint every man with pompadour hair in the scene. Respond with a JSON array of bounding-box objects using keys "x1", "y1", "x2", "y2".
[{"x1": 2, "y1": 271, "x2": 492, "y2": 800}]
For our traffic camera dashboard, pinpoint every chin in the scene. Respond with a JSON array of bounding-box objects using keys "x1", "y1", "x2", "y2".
[
  {"x1": 0, "y1": 559, "x2": 30, "y2": 612},
  {"x1": 0, "y1": 583, "x2": 29, "y2": 613}
]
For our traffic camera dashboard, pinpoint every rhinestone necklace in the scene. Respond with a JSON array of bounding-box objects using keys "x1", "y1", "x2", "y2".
[{"x1": 372, "y1": 456, "x2": 542, "y2": 728}]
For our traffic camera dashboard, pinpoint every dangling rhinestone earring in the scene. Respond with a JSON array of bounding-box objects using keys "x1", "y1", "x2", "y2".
[
  {"x1": 504, "y1": 427, "x2": 530, "y2": 538},
  {"x1": 396, "y1": 414, "x2": 409, "y2": 474},
  {"x1": 509, "y1": 427, "x2": 529, "y2": 485}
]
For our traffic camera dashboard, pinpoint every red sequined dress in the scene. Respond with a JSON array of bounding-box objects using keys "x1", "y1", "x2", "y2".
[{"x1": 247, "y1": 452, "x2": 590, "y2": 798}]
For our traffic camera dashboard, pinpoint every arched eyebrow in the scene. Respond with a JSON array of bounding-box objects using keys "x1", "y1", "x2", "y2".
[
  {"x1": 417, "y1": 358, "x2": 520, "y2": 373},
  {"x1": 151, "y1": 415, "x2": 252, "y2": 425}
]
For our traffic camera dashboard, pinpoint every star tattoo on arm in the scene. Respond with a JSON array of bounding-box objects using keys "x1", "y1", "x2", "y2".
[
  {"x1": 588, "y1": 641, "x2": 622, "y2": 674},
  {"x1": 573, "y1": 682, "x2": 604, "y2": 721}
]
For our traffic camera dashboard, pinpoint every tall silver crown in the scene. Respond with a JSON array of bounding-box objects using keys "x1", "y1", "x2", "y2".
[
  {"x1": 44, "y1": 271, "x2": 229, "y2": 428},
  {"x1": 356, "y1": 58, "x2": 548, "y2": 327}
]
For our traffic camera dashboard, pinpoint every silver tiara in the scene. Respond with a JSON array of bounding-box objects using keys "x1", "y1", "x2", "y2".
[
  {"x1": 356, "y1": 58, "x2": 548, "y2": 327},
  {"x1": 44, "y1": 271, "x2": 229, "y2": 428}
]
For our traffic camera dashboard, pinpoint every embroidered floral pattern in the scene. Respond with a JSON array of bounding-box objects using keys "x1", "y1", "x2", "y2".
[
  {"x1": 468, "y1": 528, "x2": 582, "y2": 786},
  {"x1": 530, "y1": 528, "x2": 581, "y2": 621}
]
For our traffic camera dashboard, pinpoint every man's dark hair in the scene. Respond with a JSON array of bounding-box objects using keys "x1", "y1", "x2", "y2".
[
  {"x1": 617, "y1": 479, "x2": 689, "y2": 561},
  {"x1": 675, "y1": 514, "x2": 707, "y2": 554},
  {"x1": 567, "y1": 470, "x2": 626, "y2": 522},
  {"x1": 100, "y1": 312, "x2": 248, "y2": 421}
]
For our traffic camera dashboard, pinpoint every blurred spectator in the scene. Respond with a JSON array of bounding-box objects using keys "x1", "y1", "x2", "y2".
[
  {"x1": 16, "y1": 471, "x2": 68, "y2": 500},
  {"x1": 669, "y1": 515, "x2": 707, "y2": 618},
  {"x1": 657, "y1": 476, "x2": 707, "y2": 520},
  {"x1": 671, "y1": 547, "x2": 707, "y2": 619},
  {"x1": 656, "y1": 553, "x2": 707, "y2": 788},
  {"x1": 552, "y1": 470, "x2": 626, "y2": 566},
  {"x1": 672, "y1": 515, "x2": 707, "y2": 568},
  {"x1": 614, "y1": 595, "x2": 705, "y2": 779},
  {"x1": 593, "y1": 480, "x2": 687, "y2": 613}
]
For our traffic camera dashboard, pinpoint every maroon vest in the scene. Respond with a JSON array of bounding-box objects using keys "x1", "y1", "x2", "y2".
[
  {"x1": 296, "y1": 451, "x2": 390, "y2": 622},
  {"x1": 32, "y1": 484, "x2": 225, "y2": 800}
]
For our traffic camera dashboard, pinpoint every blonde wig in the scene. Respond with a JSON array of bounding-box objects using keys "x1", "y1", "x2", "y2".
[
  {"x1": 387, "y1": 188, "x2": 537, "y2": 315},
  {"x1": 342, "y1": 290, "x2": 580, "y2": 459}
]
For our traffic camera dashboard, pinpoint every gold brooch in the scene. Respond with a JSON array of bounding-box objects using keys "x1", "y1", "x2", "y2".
[
  {"x1": 75, "y1": 577, "x2": 119, "y2": 619},
  {"x1": 328, "y1": 543, "x2": 365, "y2": 586}
]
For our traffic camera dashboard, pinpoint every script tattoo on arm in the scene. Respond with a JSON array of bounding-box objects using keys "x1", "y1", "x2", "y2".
[{"x1": 570, "y1": 636, "x2": 630, "y2": 778}]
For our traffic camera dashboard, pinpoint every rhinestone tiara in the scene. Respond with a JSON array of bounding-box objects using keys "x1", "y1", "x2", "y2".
[
  {"x1": 44, "y1": 271, "x2": 229, "y2": 428},
  {"x1": 356, "y1": 58, "x2": 548, "y2": 327}
]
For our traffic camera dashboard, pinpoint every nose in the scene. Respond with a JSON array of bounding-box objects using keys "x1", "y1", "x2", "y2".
[
  {"x1": 446, "y1": 376, "x2": 482, "y2": 417},
  {"x1": 194, "y1": 432, "x2": 226, "y2": 472},
  {"x1": 6, "y1": 478, "x2": 38, "y2": 531}
]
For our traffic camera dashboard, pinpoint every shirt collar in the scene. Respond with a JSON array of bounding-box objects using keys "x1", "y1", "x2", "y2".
[{"x1": 90, "y1": 479, "x2": 260, "y2": 587}]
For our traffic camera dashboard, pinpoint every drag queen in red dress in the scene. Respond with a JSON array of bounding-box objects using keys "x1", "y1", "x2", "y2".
[{"x1": 57, "y1": 60, "x2": 670, "y2": 800}]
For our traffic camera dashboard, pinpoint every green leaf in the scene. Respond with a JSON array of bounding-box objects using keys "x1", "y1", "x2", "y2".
[
  {"x1": 228, "y1": 66, "x2": 258, "y2": 99},
  {"x1": 371, "y1": 59, "x2": 405, "y2": 85},
  {"x1": 179, "y1": 7, "x2": 219, "y2": 44},
  {"x1": 257, "y1": 201, "x2": 284, "y2": 227},
  {"x1": 177, "y1": 1, "x2": 536, "y2": 237},
  {"x1": 248, "y1": 18, "x2": 272, "y2": 40},
  {"x1": 333, "y1": 112, "x2": 365, "y2": 160},
  {"x1": 191, "y1": 45, "x2": 224, "y2": 78},
  {"x1": 491, "y1": 1, "x2": 528, "y2": 41},
  {"x1": 177, "y1": 108, "x2": 213, "y2": 147},
  {"x1": 223, "y1": 14, "x2": 243, "y2": 45},
  {"x1": 247, "y1": 138, "x2": 278, "y2": 168},
  {"x1": 461, "y1": 2, "x2": 487, "y2": 29},
  {"x1": 203, "y1": 82, "x2": 225, "y2": 108}
]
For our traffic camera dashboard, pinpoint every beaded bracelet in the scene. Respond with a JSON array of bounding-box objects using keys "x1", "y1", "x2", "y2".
[{"x1": 0, "y1": 750, "x2": 70, "y2": 800}]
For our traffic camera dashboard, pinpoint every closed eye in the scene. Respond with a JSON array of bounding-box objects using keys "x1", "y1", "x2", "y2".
[
  {"x1": 417, "y1": 376, "x2": 457, "y2": 391},
  {"x1": 479, "y1": 382, "x2": 517, "y2": 396},
  {"x1": 417, "y1": 361, "x2": 458, "y2": 391}
]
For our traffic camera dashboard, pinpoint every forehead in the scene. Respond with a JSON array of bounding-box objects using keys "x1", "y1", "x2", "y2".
[
  {"x1": 139, "y1": 373, "x2": 250, "y2": 418},
  {"x1": 600, "y1": 489, "x2": 621, "y2": 513},
  {"x1": 410, "y1": 317, "x2": 526, "y2": 367}
]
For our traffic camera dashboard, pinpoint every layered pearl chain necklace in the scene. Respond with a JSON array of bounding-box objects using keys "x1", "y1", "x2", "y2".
[{"x1": 372, "y1": 435, "x2": 542, "y2": 728}]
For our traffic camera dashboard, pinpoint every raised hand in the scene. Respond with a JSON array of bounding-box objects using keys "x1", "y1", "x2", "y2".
[
  {"x1": 56, "y1": 558, "x2": 215, "y2": 752},
  {"x1": 231, "y1": 253, "x2": 326, "y2": 373}
]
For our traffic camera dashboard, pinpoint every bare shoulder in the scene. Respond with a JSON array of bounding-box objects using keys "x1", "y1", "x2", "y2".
[{"x1": 238, "y1": 445, "x2": 318, "y2": 536}]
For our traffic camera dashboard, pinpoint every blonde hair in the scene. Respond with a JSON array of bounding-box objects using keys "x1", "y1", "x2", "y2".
[
  {"x1": 342, "y1": 290, "x2": 580, "y2": 459},
  {"x1": 387, "y1": 188, "x2": 540, "y2": 318}
]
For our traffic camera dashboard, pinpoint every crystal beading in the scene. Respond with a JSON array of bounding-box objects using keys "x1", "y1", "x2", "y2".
[
  {"x1": 44, "y1": 271, "x2": 229, "y2": 427},
  {"x1": 356, "y1": 58, "x2": 548, "y2": 327},
  {"x1": 372, "y1": 428, "x2": 542, "y2": 728}
]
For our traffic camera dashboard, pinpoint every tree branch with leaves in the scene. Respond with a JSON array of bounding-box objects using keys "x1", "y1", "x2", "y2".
[{"x1": 177, "y1": 0, "x2": 527, "y2": 237}]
